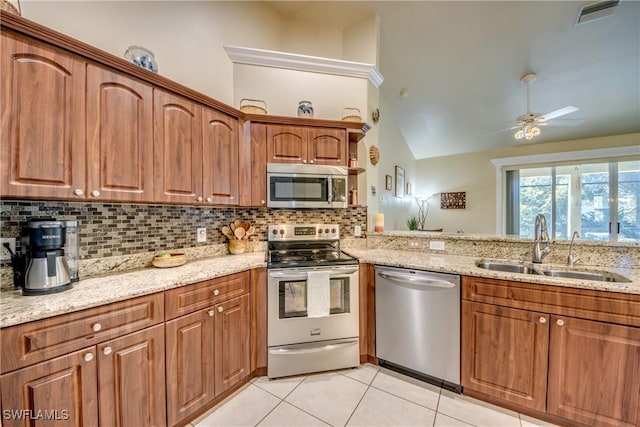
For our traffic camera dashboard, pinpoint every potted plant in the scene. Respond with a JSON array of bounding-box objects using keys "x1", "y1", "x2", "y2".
[{"x1": 406, "y1": 216, "x2": 419, "y2": 231}]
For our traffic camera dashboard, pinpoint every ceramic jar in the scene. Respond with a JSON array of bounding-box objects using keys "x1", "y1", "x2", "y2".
[
  {"x1": 228, "y1": 239, "x2": 247, "y2": 255},
  {"x1": 124, "y1": 46, "x2": 158, "y2": 73},
  {"x1": 297, "y1": 101, "x2": 314, "y2": 118}
]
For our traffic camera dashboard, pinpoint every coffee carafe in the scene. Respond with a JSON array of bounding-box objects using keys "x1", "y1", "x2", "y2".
[{"x1": 22, "y1": 219, "x2": 72, "y2": 295}]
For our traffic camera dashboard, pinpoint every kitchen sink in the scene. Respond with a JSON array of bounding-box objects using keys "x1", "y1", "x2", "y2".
[
  {"x1": 475, "y1": 260, "x2": 631, "y2": 283},
  {"x1": 475, "y1": 261, "x2": 538, "y2": 275},
  {"x1": 541, "y1": 269, "x2": 631, "y2": 283}
]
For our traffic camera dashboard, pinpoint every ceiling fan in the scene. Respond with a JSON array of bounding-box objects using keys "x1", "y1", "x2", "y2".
[{"x1": 505, "y1": 72, "x2": 583, "y2": 140}]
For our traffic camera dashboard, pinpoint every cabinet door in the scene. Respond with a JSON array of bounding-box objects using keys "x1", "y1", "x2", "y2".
[
  {"x1": 215, "y1": 294, "x2": 250, "y2": 396},
  {"x1": 266, "y1": 125, "x2": 307, "y2": 164},
  {"x1": 153, "y1": 90, "x2": 203, "y2": 204},
  {"x1": 97, "y1": 325, "x2": 166, "y2": 427},
  {"x1": 250, "y1": 123, "x2": 267, "y2": 206},
  {"x1": 86, "y1": 65, "x2": 154, "y2": 202},
  {"x1": 0, "y1": 347, "x2": 98, "y2": 427},
  {"x1": 548, "y1": 316, "x2": 640, "y2": 427},
  {"x1": 308, "y1": 127, "x2": 347, "y2": 166},
  {"x1": 0, "y1": 33, "x2": 85, "y2": 200},
  {"x1": 461, "y1": 301, "x2": 549, "y2": 412},
  {"x1": 202, "y1": 107, "x2": 238, "y2": 205},
  {"x1": 165, "y1": 308, "x2": 215, "y2": 426}
]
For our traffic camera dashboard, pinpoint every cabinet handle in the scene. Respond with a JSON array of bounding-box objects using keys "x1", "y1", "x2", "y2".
[
  {"x1": 197, "y1": 196, "x2": 203, "y2": 202},
  {"x1": 556, "y1": 319, "x2": 565, "y2": 326},
  {"x1": 103, "y1": 346, "x2": 112, "y2": 356},
  {"x1": 92, "y1": 323, "x2": 102, "y2": 332},
  {"x1": 539, "y1": 317, "x2": 547, "y2": 324},
  {"x1": 208, "y1": 309, "x2": 215, "y2": 317},
  {"x1": 213, "y1": 289, "x2": 220, "y2": 296},
  {"x1": 91, "y1": 190, "x2": 100, "y2": 197},
  {"x1": 261, "y1": 200, "x2": 265, "y2": 205},
  {"x1": 206, "y1": 197, "x2": 213, "y2": 203},
  {"x1": 217, "y1": 306, "x2": 223, "y2": 313},
  {"x1": 309, "y1": 160, "x2": 314, "y2": 164},
  {"x1": 74, "y1": 189, "x2": 84, "y2": 197},
  {"x1": 84, "y1": 353, "x2": 94, "y2": 362},
  {"x1": 302, "y1": 160, "x2": 307, "y2": 164}
]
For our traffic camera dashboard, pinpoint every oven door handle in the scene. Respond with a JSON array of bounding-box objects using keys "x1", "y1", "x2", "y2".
[
  {"x1": 269, "y1": 267, "x2": 358, "y2": 280},
  {"x1": 269, "y1": 340, "x2": 358, "y2": 356}
]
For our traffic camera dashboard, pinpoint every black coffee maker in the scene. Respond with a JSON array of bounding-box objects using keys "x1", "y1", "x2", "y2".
[{"x1": 13, "y1": 219, "x2": 72, "y2": 295}]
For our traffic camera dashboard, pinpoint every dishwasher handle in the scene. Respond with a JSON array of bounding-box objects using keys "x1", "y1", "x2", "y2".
[{"x1": 376, "y1": 271, "x2": 456, "y2": 289}]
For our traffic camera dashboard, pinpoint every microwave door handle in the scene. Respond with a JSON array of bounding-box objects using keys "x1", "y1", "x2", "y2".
[{"x1": 327, "y1": 175, "x2": 333, "y2": 205}]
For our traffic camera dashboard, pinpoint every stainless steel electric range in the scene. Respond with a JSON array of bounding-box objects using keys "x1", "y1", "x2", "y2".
[{"x1": 266, "y1": 224, "x2": 360, "y2": 378}]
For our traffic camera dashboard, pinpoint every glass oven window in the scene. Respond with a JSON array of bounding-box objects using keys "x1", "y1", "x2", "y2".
[
  {"x1": 270, "y1": 176, "x2": 328, "y2": 201},
  {"x1": 279, "y1": 278, "x2": 350, "y2": 319}
]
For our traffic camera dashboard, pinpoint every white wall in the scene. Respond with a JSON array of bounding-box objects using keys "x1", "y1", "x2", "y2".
[
  {"x1": 22, "y1": 1, "x2": 283, "y2": 104},
  {"x1": 413, "y1": 132, "x2": 640, "y2": 234}
]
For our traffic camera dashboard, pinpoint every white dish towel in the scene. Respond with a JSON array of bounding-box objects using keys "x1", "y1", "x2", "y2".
[{"x1": 306, "y1": 271, "x2": 331, "y2": 318}]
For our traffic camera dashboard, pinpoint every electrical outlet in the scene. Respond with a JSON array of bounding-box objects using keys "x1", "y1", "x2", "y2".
[
  {"x1": 429, "y1": 240, "x2": 445, "y2": 251},
  {"x1": 354, "y1": 225, "x2": 362, "y2": 237},
  {"x1": 196, "y1": 228, "x2": 207, "y2": 243},
  {"x1": 409, "y1": 240, "x2": 420, "y2": 248},
  {"x1": 1, "y1": 238, "x2": 16, "y2": 261}
]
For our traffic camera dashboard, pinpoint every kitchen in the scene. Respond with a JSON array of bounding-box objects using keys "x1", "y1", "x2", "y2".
[{"x1": 1, "y1": 1, "x2": 639, "y2": 427}]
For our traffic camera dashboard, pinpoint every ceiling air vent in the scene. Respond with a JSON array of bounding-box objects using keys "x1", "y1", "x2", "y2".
[{"x1": 576, "y1": 0, "x2": 620, "y2": 25}]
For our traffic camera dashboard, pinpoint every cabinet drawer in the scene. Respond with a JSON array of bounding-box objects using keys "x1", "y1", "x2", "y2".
[
  {"x1": 1, "y1": 293, "x2": 164, "y2": 373},
  {"x1": 462, "y1": 276, "x2": 640, "y2": 327},
  {"x1": 165, "y1": 271, "x2": 250, "y2": 320}
]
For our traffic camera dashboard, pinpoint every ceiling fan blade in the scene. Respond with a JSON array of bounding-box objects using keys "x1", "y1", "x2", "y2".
[
  {"x1": 539, "y1": 106, "x2": 579, "y2": 121},
  {"x1": 540, "y1": 118, "x2": 584, "y2": 127},
  {"x1": 484, "y1": 125, "x2": 520, "y2": 136}
]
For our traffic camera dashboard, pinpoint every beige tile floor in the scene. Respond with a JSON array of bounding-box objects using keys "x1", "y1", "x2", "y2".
[{"x1": 191, "y1": 364, "x2": 558, "y2": 427}]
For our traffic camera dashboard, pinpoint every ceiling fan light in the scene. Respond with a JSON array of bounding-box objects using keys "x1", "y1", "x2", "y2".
[
  {"x1": 514, "y1": 129, "x2": 525, "y2": 139},
  {"x1": 525, "y1": 130, "x2": 534, "y2": 140},
  {"x1": 532, "y1": 126, "x2": 541, "y2": 136}
]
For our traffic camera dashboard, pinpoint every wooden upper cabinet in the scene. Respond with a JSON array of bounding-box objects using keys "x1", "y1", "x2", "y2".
[
  {"x1": 202, "y1": 107, "x2": 238, "y2": 205},
  {"x1": 86, "y1": 65, "x2": 154, "y2": 202},
  {"x1": 240, "y1": 122, "x2": 267, "y2": 207},
  {"x1": 461, "y1": 301, "x2": 549, "y2": 412},
  {"x1": 0, "y1": 347, "x2": 99, "y2": 427},
  {"x1": 547, "y1": 316, "x2": 640, "y2": 427},
  {"x1": 153, "y1": 90, "x2": 203, "y2": 204},
  {"x1": 308, "y1": 127, "x2": 347, "y2": 166},
  {"x1": 267, "y1": 125, "x2": 307, "y2": 164},
  {"x1": 0, "y1": 33, "x2": 86, "y2": 200}
]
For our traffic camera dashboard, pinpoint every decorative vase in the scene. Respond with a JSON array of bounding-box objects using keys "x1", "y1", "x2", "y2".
[
  {"x1": 228, "y1": 239, "x2": 247, "y2": 255},
  {"x1": 124, "y1": 46, "x2": 158, "y2": 73},
  {"x1": 297, "y1": 101, "x2": 314, "y2": 118}
]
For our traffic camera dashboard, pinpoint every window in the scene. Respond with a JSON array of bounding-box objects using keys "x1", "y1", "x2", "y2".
[{"x1": 505, "y1": 160, "x2": 640, "y2": 242}]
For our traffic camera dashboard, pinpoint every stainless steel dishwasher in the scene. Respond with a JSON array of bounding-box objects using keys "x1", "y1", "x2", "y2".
[{"x1": 375, "y1": 266, "x2": 461, "y2": 392}]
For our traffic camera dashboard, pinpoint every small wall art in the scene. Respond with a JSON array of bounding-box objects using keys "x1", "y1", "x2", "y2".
[
  {"x1": 406, "y1": 182, "x2": 412, "y2": 196},
  {"x1": 395, "y1": 166, "x2": 405, "y2": 197},
  {"x1": 385, "y1": 175, "x2": 392, "y2": 191},
  {"x1": 440, "y1": 191, "x2": 466, "y2": 209}
]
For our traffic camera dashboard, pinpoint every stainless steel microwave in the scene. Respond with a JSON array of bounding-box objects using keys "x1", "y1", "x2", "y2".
[{"x1": 267, "y1": 163, "x2": 348, "y2": 208}]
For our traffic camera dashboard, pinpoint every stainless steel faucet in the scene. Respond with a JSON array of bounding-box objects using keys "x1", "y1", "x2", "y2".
[
  {"x1": 567, "y1": 231, "x2": 581, "y2": 267},
  {"x1": 532, "y1": 214, "x2": 551, "y2": 263}
]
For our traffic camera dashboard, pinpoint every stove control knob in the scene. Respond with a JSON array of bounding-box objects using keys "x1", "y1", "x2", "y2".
[
  {"x1": 318, "y1": 229, "x2": 323, "y2": 233},
  {"x1": 279, "y1": 229, "x2": 285, "y2": 235},
  {"x1": 272, "y1": 229, "x2": 278, "y2": 235},
  {"x1": 325, "y1": 228, "x2": 330, "y2": 234},
  {"x1": 331, "y1": 228, "x2": 336, "y2": 234}
]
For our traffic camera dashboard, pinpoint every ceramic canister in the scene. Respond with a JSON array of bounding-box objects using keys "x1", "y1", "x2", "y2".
[{"x1": 297, "y1": 101, "x2": 314, "y2": 118}]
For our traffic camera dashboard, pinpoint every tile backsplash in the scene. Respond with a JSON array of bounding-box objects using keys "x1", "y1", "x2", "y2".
[{"x1": 0, "y1": 201, "x2": 368, "y2": 262}]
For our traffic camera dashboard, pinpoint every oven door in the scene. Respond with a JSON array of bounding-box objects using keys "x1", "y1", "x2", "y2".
[{"x1": 267, "y1": 265, "x2": 359, "y2": 347}]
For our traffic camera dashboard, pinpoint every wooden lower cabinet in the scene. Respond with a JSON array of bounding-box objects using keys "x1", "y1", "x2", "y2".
[
  {"x1": 461, "y1": 301, "x2": 549, "y2": 412},
  {"x1": 0, "y1": 347, "x2": 98, "y2": 427},
  {"x1": 97, "y1": 325, "x2": 166, "y2": 427},
  {"x1": 165, "y1": 294, "x2": 250, "y2": 426},
  {"x1": 547, "y1": 315, "x2": 640, "y2": 427}
]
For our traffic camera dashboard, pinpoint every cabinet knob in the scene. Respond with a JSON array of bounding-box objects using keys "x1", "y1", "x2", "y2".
[
  {"x1": 208, "y1": 309, "x2": 215, "y2": 317},
  {"x1": 92, "y1": 323, "x2": 102, "y2": 332},
  {"x1": 556, "y1": 319, "x2": 565, "y2": 326},
  {"x1": 91, "y1": 190, "x2": 100, "y2": 197},
  {"x1": 74, "y1": 189, "x2": 84, "y2": 197},
  {"x1": 84, "y1": 353, "x2": 94, "y2": 362},
  {"x1": 261, "y1": 200, "x2": 265, "y2": 205},
  {"x1": 539, "y1": 317, "x2": 547, "y2": 324},
  {"x1": 197, "y1": 196, "x2": 203, "y2": 202},
  {"x1": 302, "y1": 160, "x2": 307, "y2": 164},
  {"x1": 217, "y1": 306, "x2": 223, "y2": 313},
  {"x1": 103, "y1": 346, "x2": 112, "y2": 356},
  {"x1": 206, "y1": 197, "x2": 213, "y2": 203},
  {"x1": 213, "y1": 289, "x2": 220, "y2": 296},
  {"x1": 309, "y1": 160, "x2": 314, "y2": 164}
]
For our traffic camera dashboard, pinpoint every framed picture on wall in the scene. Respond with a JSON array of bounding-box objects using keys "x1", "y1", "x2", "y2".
[
  {"x1": 385, "y1": 175, "x2": 392, "y2": 190},
  {"x1": 395, "y1": 166, "x2": 405, "y2": 197},
  {"x1": 406, "y1": 182, "x2": 412, "y2": 196}
]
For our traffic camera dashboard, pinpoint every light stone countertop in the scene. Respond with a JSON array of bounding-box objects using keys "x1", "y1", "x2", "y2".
[
  {"x1": 344, "y1": 248, "x2": 640, "y2": 295},
  {"x1": 2, "y1": 249, "x2": 639, "y2": 329},
  {"x1": 0, "y1": 252, "x2": 266, "y2": 328}
]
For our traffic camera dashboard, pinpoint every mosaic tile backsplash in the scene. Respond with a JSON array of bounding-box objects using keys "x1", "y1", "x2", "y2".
[{"x1": 0, "y1": 201, "x2": 368, "y2": 262}]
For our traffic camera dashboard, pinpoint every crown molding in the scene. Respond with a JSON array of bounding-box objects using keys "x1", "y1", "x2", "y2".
[{"x1": 224, "y1": 45, "x2": 384, "y2": 88}]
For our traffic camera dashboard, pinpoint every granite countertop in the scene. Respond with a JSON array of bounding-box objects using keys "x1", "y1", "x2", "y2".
[
  {"x1": 344, "y1": 248, "x2": 640, "y2": 295},
  {"x1": 0, "y1": 252, "x2": 266, "y2": 328},
  {"x1": 2, "y1": 249, "x2": 639, "y2": 329}
]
